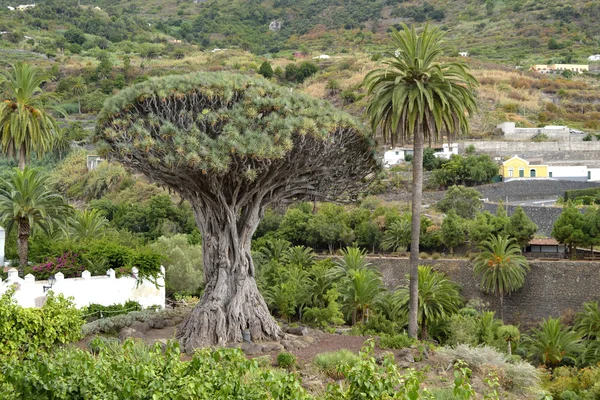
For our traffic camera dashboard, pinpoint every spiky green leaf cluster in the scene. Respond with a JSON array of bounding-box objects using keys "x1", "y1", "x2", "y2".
[{"x1": 96, "y1": 72, "x2": 374, "y2": 175}]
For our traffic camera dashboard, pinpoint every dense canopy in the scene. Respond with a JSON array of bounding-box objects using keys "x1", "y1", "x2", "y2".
[{"x1": 95, "y1": 72, "x2": 378, "y2": 205}]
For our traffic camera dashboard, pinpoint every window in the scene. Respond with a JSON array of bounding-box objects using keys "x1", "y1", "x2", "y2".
[
  {"x1": 530, "y1": 169, "x2": 536, "y2": 177},
  {"x1": 395, "y1": 151, "x2": 399, "y2": 156},
  {"x1": 549, "y1": 172, "x2": 553, "y2": 178},
  {"x1": 508, "y1": 168, "x2": 513, "y2": 177},
  {"x1": 588, "y1": 171, "x2": 591, "y2": 180},
  {"x1": 519, "y1": 168, "x2": 524, "y2": 177}
]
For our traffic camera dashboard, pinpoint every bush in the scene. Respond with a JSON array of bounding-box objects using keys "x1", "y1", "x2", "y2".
[
  {"x1": 151, "y1": 234, "x2": 203, "y2": 297},
  {"x1": 436, "y1": 344, "x2": 541, "y2": 394},
  {"x1": 379, "y1": 333, "x2": 414, "y2": 349},
  {"x1": 81, "y1": 300, "x2": 142, "y2": 322},
  {"x1": 0, "y1": 290, "x2": 83, "y2": 362},
  {"x1": 314, "y1": 349, "x2": 360, "y2": 379},
  {"x1": 2, "y1": 341, "x2": 313, "y2": 399},
  {"x1": 432, "y1": 252, "x2": 441, "y2": 260},
  {"x1": 276, "y1": 351, "x2": 297, "y2": 370}
]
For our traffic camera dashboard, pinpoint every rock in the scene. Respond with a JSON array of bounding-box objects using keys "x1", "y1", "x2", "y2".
[
  {"x1": 118, "y1": 327, "x2": 145, "y2": 342},
  {"x1": 292, "y1": 340, "x2": 309, "y2": 349},
  {"x1": 148, "y1": 318, "x2": 166, "y2": 329},
  {"x1": 241, "y1": 342, "x2": 263, "y2": 356},
  {"x1": 281, "y1": 340, "x2": 295, "y2": 350},
  {"x1": 375, "y1": 351, "x2": 395, "y2": 365},
  {"x1": 130, "y1": 321, "x2": 150, "y2": 334},
  {"x1": 261, "y1": 342, "x2": 284, "y2": 352},
  {"x1": 302, "y1": 380, "x2": 324, "y2": 392},
  {"x1": 335, "y1": 328, "x2": 352, "y2": 335},
  {"x1": 298, "y1": 335, "x2": 315, "y2": 344},
  {"x1": 397, "y1": 348, "x2": 415, "y2": 362},
  {"x1": 286, "y1": 326, "x2": 309, "y2": 336}
]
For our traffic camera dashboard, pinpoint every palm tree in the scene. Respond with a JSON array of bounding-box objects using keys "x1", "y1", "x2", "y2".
[
  {"x1": 498, "y1": 325, "x2": 520, "y2": 356},
  {"x1": 381, "y1": 218, "x2": 411, "y2": 253},
  {"x1": 473, "y1": 235, "x2": 530, "y2": 320},
  {"x1": 524, "y1": 318, "x2": 583, "y2": 368},
  {"x1": 52, "y1": 128, "x2": 70, "y2": 160},
  {"x1": 259, "y1": 238, "x2": 291, "y2": 263},
  {"x1": 71, "y1": 78, "x2": 86, "y2": 114},
  {"x1": 338, "y1": 268, "x2": 384, "y2": 325},
  {"x1": 62, "y1": 209, "x2": 110, "y2": 242},
  {"x1": 364, "y1": 24, "x2": 477, "y2": 338},
  {"x1": 330, "y1": 246, "x2": 372, "y2": 279},
  {"x1": 393, "y1": 265, "x2": 463, "y2": 339},
  {"x1": 0, "y1": 63, "x2": 59, "y2": 170},
  {"x1": 281, "y1": 245, "x2": 315, "y2": 269},
  {"x1": 0, "y1": 167, "x2": 70, "y2": 274},
  {"x1": 574, "y1": 301, "x2": 600, "y2": 340}
]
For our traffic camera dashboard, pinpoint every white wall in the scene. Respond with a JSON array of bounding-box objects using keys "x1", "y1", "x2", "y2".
[
  {"x1": 0, "y1": 267, "x2": 165, "y2": 309},
  {"x1": 548, "y1": 165, "x2": 589, "y2": 179}
]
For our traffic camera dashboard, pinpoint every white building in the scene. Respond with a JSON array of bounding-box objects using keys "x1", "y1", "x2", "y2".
[
  {"x1": 313, "y1": 54, "x2": 330, "y2": 60},
  {"x1": 16, "y1": 3, "x2": 35, "y2": 10},
  {"x1": 548, "y1": 166, "x2": 600, "y2": 181},
  {"x1": 588, "y1": 55, "x2": 600, "y2": 62},
  {"x1": 433, "y1": 143, "x2": 459, "y2": 160},
  {"x1": 383, "y1": 147, "x2": 412, "y2": 166},
  {"x1": 458, "y1": 51, "x2": 469, "y2": 57},
  {"x1": 383, "y1": 143, "x2": 458, "y2": 167}
]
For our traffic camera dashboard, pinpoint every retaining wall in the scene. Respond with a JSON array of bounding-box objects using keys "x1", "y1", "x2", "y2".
[
  {"x1": 460, "y1": 141, "x2": 600, "y2": 163},
  {"x1": 369, "y1": 256, "x2": 600, "y2": 327}
]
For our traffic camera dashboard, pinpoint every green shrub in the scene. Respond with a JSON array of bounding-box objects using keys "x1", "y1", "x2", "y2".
[
  {"x1": 0, "y1": 290, "x2": 83, "y2": 362},
  {"x1": 327, "y1": 340, "x2": 431, "y2": 399},
  {"x1": 81, "y1": 300, "x2": 142, "y2": 322},
  {"x1": 151, "y1": 234, "x2": 203, "y2": 297},
  {"x1": 314, "y1": 349, "x2": 360, "y2": 379},
  {"x1": 2, "y1": 341, "x2": 313, "y2": 399},
  {"x1": 276, "y1": 351, "x2": 297, "y2": 370},
  {"x1": 379, "y1": 333, "x2": 414, "y2": 350},
  {"x1": 432, "y1": 252, "x2": 441, "y2": 260}
]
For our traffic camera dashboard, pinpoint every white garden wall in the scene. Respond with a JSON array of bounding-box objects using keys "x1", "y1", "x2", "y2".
[{"x1": 0, "y1": 267, "x2": 165, "y2": 309}]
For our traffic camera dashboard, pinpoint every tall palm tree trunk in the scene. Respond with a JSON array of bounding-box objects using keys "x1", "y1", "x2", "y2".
[
  {"x1": 18, "y1": 146, "x2": 26, "y2": 171},
  {"x1": 408, "y1": 127, "x2": 424, "y2": 339},
  {"x1": 500, "y1": 292, "x2": 504, "y2": 321},
  {"x1": 17, "y1": 219, "x2": 30, "y2": 276}
]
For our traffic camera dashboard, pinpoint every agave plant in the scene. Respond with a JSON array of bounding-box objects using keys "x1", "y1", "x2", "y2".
[{"x1": 523, "y1": 318, "x2": 583, "y2": 368}]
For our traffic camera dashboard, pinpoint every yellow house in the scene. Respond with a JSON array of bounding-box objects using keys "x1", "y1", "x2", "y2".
[{"x1": 500, "y1": 155, "x2": 549, "y2": 179}]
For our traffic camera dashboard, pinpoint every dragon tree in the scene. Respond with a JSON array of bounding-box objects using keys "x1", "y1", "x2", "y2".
[{"x1": 95, "y1": 72, "x2": 379, "y2": 350}]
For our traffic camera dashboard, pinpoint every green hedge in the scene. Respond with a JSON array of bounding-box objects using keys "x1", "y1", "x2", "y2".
[
  {"x1": 0, "y1": 290, "x2": 83, "y2": 363},
  {"x1": 564, "y1": 188, "x2": 600, "y2": 201}
]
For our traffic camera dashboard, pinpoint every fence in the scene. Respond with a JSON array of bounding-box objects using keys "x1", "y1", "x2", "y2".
[{"x1": 0, "y1": 267, "x2": 165, "y2": 309}]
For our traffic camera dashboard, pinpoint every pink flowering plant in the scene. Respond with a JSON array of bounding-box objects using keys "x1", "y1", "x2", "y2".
[{"x1": 30, "y1": 252, "x2": 86, "y2": 280}]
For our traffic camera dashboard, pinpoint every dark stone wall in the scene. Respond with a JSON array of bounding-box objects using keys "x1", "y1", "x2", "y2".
[
  {"x1": 369, "y1": 256, "x2": 600, "y2": 328},
  {"x1": 477, "y1": 180, "x2": 600, "y2": 202}
]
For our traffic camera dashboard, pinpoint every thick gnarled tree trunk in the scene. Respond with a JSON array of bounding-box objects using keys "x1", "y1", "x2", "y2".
[{"x1": 177, "y1": 201, "x2": 282, "y2": 352}]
